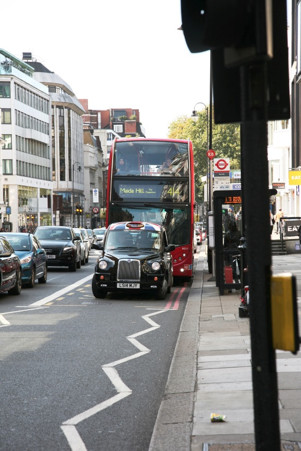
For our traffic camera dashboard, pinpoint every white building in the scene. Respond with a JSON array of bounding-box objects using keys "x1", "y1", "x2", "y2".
[
  {"x1": 0, "y1": 49, "x2": 52, "y2": 232},
  {"x1": 27, "y1": 54, "x2": 86, "y2": 227}
]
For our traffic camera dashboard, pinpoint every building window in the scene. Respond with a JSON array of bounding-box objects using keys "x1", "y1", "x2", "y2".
[
  {"x1": 3, "y1": 159, "x2": 13, "y2": 175},
  {"x1": 0, "y1": 82, "x2": 10, "y2": 98},
  {"x1": 112, "y1": 110, "x2": 127, "y2": 120},
  {"x1": 1, "y1": 109, "x2": 11, "y2": 124},
  {"x1": 1, "y1": 134, "x2": 12, "y2": 149},
  {"x1": 113, "y1": 124, "x2": 123, "y2": 133}
]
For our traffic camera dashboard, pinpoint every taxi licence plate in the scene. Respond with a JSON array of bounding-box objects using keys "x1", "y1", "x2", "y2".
[{"x1": 117, "y1": 282, "x2": 140, "y2": 289}]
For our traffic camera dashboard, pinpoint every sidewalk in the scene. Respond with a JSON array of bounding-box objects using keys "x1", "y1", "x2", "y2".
[{"x1": 149, "y1": 246, "x2": 301, "y2": 450}]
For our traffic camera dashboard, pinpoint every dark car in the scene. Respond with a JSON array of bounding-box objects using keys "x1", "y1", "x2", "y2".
[
  {"x1": 34, "y1": 226, "x2": 81, "y2": 272},
  {"x1": 0, "y1": 236, "x2": 22, "y2": 295},
  {"x1": 92, "y1": 221, "x2": 175, "y2": 300},
  {"x1": 1, "y1": 233, "x2": 47, "y2": 287}
]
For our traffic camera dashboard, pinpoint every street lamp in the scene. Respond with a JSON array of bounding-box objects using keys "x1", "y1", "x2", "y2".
[{"x1": 72, "y1": 162, "x2": 82, "y2": 227}]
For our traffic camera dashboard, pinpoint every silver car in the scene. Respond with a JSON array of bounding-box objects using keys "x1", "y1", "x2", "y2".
[
  {"x1": 93, "y1": 227, "x2": 106, "y2": 247},
  {"x1": 79, "y1": 229, "x2": 89, "y2": 263},
  {"x1": 73, "y1": 228, "x2": 87, "y2": 265}
]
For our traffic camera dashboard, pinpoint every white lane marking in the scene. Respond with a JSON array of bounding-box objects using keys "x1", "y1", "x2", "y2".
[
  {"x1": 29, "y1": 274, "x2": 93, "y2": 307},
  {"x1": 61, "y1": 308, "x2": 168, "y2": 450},
  {"x1": 0, "y1": 314, "x2": 10, "y2": 327}
]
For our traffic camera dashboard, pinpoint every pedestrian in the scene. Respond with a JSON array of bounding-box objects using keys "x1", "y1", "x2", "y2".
[
  {"x1": 274, "y1": 208, "x2": 284, "y2": 234},
  {"x1": 270, "y1": 210, "x2": 275, "y2": 234}
]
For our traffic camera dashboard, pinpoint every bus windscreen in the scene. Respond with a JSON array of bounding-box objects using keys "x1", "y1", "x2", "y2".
[{"x1": 114, "y1": 141, "x2": 189, "y2": 177}]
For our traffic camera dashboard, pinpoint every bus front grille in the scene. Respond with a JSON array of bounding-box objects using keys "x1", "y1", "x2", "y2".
[{"x1": 117, "y1": 259, "x2": 140, "y2": 281}]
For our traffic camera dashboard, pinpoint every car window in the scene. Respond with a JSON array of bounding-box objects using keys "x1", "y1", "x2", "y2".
[
  {"x1": 3, "y1": 235, "x2": 30, "y2": 251},
  {"x1": 106, "y1": 229, "x2": 161, "y2": 251},
  {"x1": 35, "y1": 228, "x2": 71, "y2": 240}
]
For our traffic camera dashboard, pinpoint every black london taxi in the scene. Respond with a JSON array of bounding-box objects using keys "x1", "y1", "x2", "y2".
[{"x1": 91, "y1": 221, "x2": 175, "y2": 299}]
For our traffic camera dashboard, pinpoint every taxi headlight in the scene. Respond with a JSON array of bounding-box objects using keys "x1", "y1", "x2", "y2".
[
  {"x1": 98, "y1": 260, "x2": 108, "y2": 270},
  {"x1": 151, "y1": 261, "x2": 161, "y2": 271}
]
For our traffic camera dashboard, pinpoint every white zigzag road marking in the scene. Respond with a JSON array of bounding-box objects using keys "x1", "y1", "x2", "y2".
[
  {"x1": 0, "y1": 314, "x2": 10, "y2": 327},
  {"x1": 61, "y1": 308, "x2": 168, "y2": 450}
]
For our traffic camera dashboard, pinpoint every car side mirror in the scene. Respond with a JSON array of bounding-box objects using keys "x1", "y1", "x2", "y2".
[
  {"x1": 92, "y1": 243, "x2": 104, "y2": 250},
  {"x1": 74, "y1": 236, "x2": 80, "y2": 241},
  {"x1": 165, "y1": 244, "x2": 175, "y2": 252}
]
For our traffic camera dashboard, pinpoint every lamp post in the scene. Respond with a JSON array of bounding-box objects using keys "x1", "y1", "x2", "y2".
[{"x1": 72, "y1": 162, "x2": 82, "y2": 227}]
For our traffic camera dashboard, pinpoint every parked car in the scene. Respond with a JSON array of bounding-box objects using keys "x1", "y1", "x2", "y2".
[
  {"x1": 93, "y1": 227, "x2": 106, "y2": 247},
  {"x1": 194, "y1": 228, "x2": 202, "y2": 245},
  {"x1": 34, "y1": 226, "x2": 81, "y2": 271},
  {"x1": 79, "y1": 228, "x2": 90, "y2": 262},
  {"x1": 1, "y1": 233, "x2": 47, "y2": 287},
  {"x1": 86, "y1": 229, "x2": 95, "y2": 249},
  {"x1": 73, "y1": 228, "x2": 86, "y2": 265},
  {"x1": 0, "y1": 236, "x2": 22, "y2": 295},
  {"x1": 92, "y1": 221, "x2": 175, "y2": 300}
]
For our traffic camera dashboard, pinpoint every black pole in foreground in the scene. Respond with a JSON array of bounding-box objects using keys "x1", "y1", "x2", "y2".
[{"x1": 240, "y1": 64, "x2": 280, "y2": 450}]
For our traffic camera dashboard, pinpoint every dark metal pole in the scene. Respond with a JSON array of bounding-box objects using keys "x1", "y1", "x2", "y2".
[{"x1": 240, "y1": 63, "x2": 280, "y2": 450}]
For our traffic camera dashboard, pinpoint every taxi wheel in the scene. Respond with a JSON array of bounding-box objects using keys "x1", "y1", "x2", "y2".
[
  {"x1": 157, "y1": 278, "x2": 168, "y2": 300},
  {"x1": 167, "y1": 273, "x2": 173, "y2": 293},
  {"x1": 92, "y1": 275, "x2": 107, "y2": 299}
]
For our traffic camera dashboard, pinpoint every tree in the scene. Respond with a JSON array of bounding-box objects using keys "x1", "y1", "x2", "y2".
[{"x1": 168, "y1": 111, "x2": 240, "y2": 203}]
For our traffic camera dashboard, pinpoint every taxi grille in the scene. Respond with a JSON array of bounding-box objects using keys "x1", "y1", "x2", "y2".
[{"x1": 117, "y1": 259, "x2": 140, "y2": 281}]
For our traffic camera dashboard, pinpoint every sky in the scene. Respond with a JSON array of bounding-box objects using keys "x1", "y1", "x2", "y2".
[{"x1": 1, "y1": 0, "x2": 211, "y2": 138}]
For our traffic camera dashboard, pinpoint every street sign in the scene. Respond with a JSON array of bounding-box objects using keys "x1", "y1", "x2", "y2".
[
  {"x1": 214, "y1": 158, "x2": 230, "y2": 173},
  {"x1": 92, "y1": 207, "x2": 99, "y2": 214},
  {"x1": 206, "y1": 149, "x2": 216, "y2": 160}
]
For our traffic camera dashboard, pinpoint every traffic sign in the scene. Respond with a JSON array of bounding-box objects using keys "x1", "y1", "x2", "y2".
[
  {"x1": 206, "y1": 149, "x2": 216, "y2": 160},
  {"x1": 214, "y1": 158, "x2": 230, "y2": 173},
  {"x1": 92, "y1": 207, "x2": 99, "y2": 214}
]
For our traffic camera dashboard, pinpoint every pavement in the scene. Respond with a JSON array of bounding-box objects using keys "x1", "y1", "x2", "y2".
[{"x1": 149, "y1": 245, "x2": 301, "y2": 451}]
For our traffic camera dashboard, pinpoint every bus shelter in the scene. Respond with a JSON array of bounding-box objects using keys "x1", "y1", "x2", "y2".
[{"x1": 213, "y1": 190, "x2": 244, "y2": 295}]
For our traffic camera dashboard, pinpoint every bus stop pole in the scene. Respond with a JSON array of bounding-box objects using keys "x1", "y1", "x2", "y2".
[{"x1": 240, "y1": 64, "x2": 280, "y2": 449}]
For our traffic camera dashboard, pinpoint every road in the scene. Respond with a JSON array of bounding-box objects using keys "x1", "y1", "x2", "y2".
[{"x1": 0, "y1": 249, "x2": 192, "y2": 451}]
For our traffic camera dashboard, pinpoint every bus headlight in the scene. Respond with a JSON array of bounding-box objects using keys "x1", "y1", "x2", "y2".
[
  {"x1": 151, "y1": 261, "x2": 161, "y2": 271},
  {"x1": 98, "y1": 260, "x2": 108, "y2": 270}
]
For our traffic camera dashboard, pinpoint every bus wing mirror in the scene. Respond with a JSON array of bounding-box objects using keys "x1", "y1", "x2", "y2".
[{"x1": 165, "y1": 244, "x2": 175, "y2": 253}]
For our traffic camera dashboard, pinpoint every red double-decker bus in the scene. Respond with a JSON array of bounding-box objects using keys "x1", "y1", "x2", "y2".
[{"x1": 106, "y1": 138, "x2": 195, "y2": 279}]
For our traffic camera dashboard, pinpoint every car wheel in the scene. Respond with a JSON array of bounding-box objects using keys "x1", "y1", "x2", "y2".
[
  {"x1": 85, "y1": 254, "x2": 89, "y2": 264},
  {"x1": 81, "y1": 254, "x2": 85, "y2": 265},
  {"x1": 167, "y1": 273, "x2": 173, "y2": 293},
  {"x1": 157, "y1": 278, "x2": 168, "y2": 300},
  {"x1": 38, "y1": 266, "x2": 47, "y2": 284},
  {"x1": 27, "y1": 267, "x2": 36, "y2": 288},
  {"x1": 9, "y1": 270, "x2": 22, "y2": 295},
  {"x1": 77, "y1": 257, "x2": 81, "y2": 269},
  {"x1": 92, "y1": 275, "x2": 107, "y2": 299},
  {"x1": 69, "y1": 260, "x2": 77, "y2": 272}
]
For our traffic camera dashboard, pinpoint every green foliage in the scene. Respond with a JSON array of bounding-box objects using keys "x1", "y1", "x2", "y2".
[{"x1": 168, "y1": 111, "x2": 241, "y2": 202}]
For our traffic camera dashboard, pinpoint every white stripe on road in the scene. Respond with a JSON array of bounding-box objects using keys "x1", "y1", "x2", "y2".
[
  {"x1": 29, "y1": 274, "x2": 93, "y2": 307},
  {"x1": 0, "y1": 314, "x2": 10, "y2": 326}
]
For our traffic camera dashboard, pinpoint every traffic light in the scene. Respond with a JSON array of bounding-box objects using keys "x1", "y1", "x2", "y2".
[
  {"x1": 181, "y1": 0, "x2": 273, "y2": 64},
  {"x1": 180, "y1": 0, "x2": 290, "y2": 123},
  {"x1": 75, "y1": 205, "x2": 83, "y2": 215}
]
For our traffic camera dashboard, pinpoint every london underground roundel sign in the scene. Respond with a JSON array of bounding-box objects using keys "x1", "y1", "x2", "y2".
[
  {"x1": 214, "y1": 158, "x2": 230, "y2": 172},
  {"x1": 206, "y1": 149, "x2": 216, "y2": 160}
]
